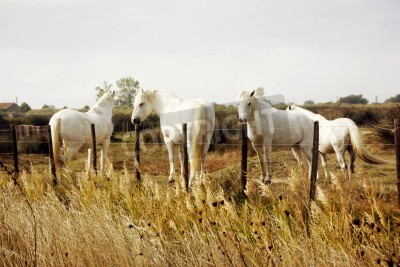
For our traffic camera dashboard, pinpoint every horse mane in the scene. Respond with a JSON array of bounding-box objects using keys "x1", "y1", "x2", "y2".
[
  {"x1": 155, "y1": 90, "x2": 181, "y2": 100},
  {"x1": 89, "y1": 92, "x2": 113, "y2": 115},
  {"x1": 151, "y1": 90, "x2": 182, "y2": 105},
  {"x1": 291, "y1": 105, "x2": 325, "y2": 121},
  {"x1": 236, "y1": 91, "x2": 249, "y2": 101}
]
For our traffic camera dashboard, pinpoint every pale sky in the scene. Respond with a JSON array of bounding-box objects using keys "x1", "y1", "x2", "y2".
[{"x1": 1, "y1": 0, "x2": 399, "y2": 109}]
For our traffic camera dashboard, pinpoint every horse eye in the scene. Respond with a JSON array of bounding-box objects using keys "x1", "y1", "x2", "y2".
[
  {"x1": 139, "y1": 103, "x2": 145, "y2": 107},
  {"x1": 248, "y1": 103, "x2": 251, "y2": 106}
]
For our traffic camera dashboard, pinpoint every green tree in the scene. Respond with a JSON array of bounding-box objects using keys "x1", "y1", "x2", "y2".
[
  {"x1": 95, "y1": 81, "x2": 113, "y2": 100},
  {"x1": 384, "y1": 94, "x2": 400, "y2": 103},
  {"x1": 42, "y1": 104, "x2": 49, "y2": 109},
  {"x1": 304, "y1": 100, "x2": 315, "y2": 105},
  {"x1": 116, "y1": 76, "x2": 140, "y2": 107},
  {"x1": 338, "y1": 94, "x2": 368, "y2": 104},
  {"x1": 19, "y1": 102, "x2": 31, "y2": 113}
]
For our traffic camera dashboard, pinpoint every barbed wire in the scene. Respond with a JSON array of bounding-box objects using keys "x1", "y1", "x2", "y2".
[
  {"x1": 0, "y1": 139, "x2": 396, "y2": 146},
  {"x1": 0, "y1": 124, "x2": 397, "y2": 134}
]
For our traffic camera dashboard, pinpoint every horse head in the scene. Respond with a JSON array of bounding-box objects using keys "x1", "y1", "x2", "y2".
[
  {"x1": 236, "y1": 89, "x2": 261, "y2": 123},
  {"x1": 131, "y1": 89, "x2": 153, "y2": 124}
]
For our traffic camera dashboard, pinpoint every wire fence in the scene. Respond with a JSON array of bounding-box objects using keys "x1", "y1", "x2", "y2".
[
  {"x1": 0, "y1": 123, "x2": 398, "y2": 184},
  {"x1": 0, "y1": 124, "x2": 396, "y2": 154}
]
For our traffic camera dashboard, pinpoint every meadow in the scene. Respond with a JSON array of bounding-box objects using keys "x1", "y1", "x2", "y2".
[{"x1": 0, "y1": 104, "x2": 399, "y2": 266}]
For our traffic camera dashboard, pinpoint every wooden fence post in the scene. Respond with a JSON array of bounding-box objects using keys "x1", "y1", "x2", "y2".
[
  {"x1": 182, "y1": 123, "x2": 189, "y2": 192},
  {"x1": 46, "y1": 125, "x2": 57, "y2": 185},
  {"x1": 134, "y1": 121, "x2": 141, "y2": 182},
  {"x1": 310, "y1": 121, "x2": 319, "y2": 201},
  {"x1": 10, "y1": 125, "x2": 19, "y2": 177},
  {"x1": 394, "y1": 119, "x2": 400, "y2": 206},
  {"x1": 90, "y1": 124, "x2": 97, "y2": 174},
  {"x1": 241, "y1": 123, "x2": 248, "y2": 193}
]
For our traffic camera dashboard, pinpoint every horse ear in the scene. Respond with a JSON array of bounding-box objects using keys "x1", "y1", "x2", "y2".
[
  {"x1": 111, "y1": 90, "x2": 115, "y2": 97},
  {"x1": 250, "y1": 90, "x2": 256, "y2": 97},
  {"x1": 254, "y1": 87, "x2": 264, "y2": 97},
  {"x1": 236, "y1": 91, "x2": 247, "y2": 101}
]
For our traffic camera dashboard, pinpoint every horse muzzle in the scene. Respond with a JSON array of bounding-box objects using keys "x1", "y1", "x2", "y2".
[
  {"x1": 239, "y1": 118, "x2": 247, "y2": 123},
  {"x1": 132, "y1": 118, "x2": 141, "y2": 125}
]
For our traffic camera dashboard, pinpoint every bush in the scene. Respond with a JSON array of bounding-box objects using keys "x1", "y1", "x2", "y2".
[
  {"x1": 376, "y1": 105, "x2": 400, "y2": 144},
  {"x1": 343, "y1": 108, "x2": 381, "y2": 125},
  {"x1": 338, "y1": 94, "x2": 368, "y2": 104}
]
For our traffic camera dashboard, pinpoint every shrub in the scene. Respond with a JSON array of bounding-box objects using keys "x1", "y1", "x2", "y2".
[{"x1": 376, "y1": 105, "x2": 400, "y2": 144}]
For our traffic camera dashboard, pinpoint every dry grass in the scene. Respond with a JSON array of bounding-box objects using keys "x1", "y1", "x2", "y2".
[
  {"x1": 1, "y1": 128, "x2": 399, "y2": 266},
  {"x1": 0, "y1": 169, "x2": 399, "y2": 266}
]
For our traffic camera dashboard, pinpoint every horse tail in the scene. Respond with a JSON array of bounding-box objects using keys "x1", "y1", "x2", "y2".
[
  {"x1": 349, "y1": 126, "x2": 394, "y2": 165},
  {"x1": 191, "y1": 105, "x2": 209, "y2": 176},
  {"x1": 52, "y1": 118, "x2": 62, "y2": 174}
]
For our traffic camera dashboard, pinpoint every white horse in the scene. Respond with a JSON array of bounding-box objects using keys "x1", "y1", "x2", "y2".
[
  {"x1": 237, "y1": 88, "x2": 314, "y2": 184},
  {"x1": 287, "y1": 104, "x2": 394, "y2": 178},
  {"x1": 49, "y1": 91, "x2": 115, "y2": 178},
  {"x1": 131, "y1": 89, "x2": 215, "y2": 187}
]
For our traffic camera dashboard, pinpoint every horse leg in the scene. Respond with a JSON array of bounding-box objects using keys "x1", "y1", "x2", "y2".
[
  {"x1": 166, "y1": 142, "x2": 175, "y2": 183},
  {"x1": 320, "y1": 153, "x2": 330, "y2": 179},
  {"x1": 264, "y1": 145, "x2": 272, "y2": 184},
  {"x1": 178, "y1": 147, "x2": 184, "y2": 180},
  {"x1": 291, "y1": 145, "x2": 307, "y2": 169},
  {"x1": 291, "y1": 146, "x2": 303, "y2": 167},
  {"x1": 335, "y1": 151, "x2": 348, "y2": 179},
  {"x1": 299, "y1": 144, "x2": 313, "y2": 180},
  {"x1": 348, "y1": 146, "x2": 355, "y2": 178},
  {"x1": 86, "y1": 148, "x2": 92, "y2": 177},
  {"x1": 100, "y1": 141, "x2": 110, "y2": 179},
  {"x1": 189, "y1": 158, "x2": 195, "y2": 188},
  {"x1": 200, "y1": 152, "x2": 206, "y2": 182},
  {"x1": 252, "y1": 142, "x2": 267, "y2": 183}
]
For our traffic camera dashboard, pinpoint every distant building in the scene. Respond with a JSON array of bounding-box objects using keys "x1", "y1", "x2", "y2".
[
  {"x1": 0, "y1": 113, "x2": 8, "y2": 129},
  {"x1": 0, "y1": 102, "x2": 19, "y2": 113}
]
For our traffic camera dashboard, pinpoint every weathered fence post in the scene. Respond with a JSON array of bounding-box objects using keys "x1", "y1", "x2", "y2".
[
  {"x1": 46, "y1": 125, "x2": 57, "y2": 185},
  {"x1": 241, "y1": 123, "x2": 248, "y2": 193},
  {"x1": 306, "y1": 120, "x2": 320, "y2": 236},
  {"x1": 310, "y1": 120, "x2": 319, "y2": 201},
  {"x1": 90, "y1": 124, "x2": 97, "y2": 174},
  {"x1": 394, "y1": 119, "x2": 400, "y2": 206},
  {"x1": 134, "y1": 120, "x2": 141, "y2": 182},
  {"x1": 182, "y1": 123, "x2": 189, "y2": 192},
  {"x1": 10, "y1": 124, "x2": 19, "y2": 177}
]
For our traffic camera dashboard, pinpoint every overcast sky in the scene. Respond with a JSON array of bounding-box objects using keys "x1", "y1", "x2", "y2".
[{"x1": 1, "y1": 0, "x2": 399, "y2": 109}]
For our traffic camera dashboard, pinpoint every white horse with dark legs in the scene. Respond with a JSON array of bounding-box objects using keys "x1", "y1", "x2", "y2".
[
  {"x1": 49, "y1": 92, "x2": 115, "y2": 178},
  {"x1": 131, "y1": 89, "x2": 215, "y2": 187},
  {"x1": 237, "y1": 88, "x2": 314, "y2": 184},
  {"x1": 287, "y1": 104, "x2": 394, "y2": 178}
]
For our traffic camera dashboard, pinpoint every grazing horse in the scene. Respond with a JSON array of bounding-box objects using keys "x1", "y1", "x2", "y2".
[
  {"x1": 287, "y1": 104, "x2": 394, "y2": 178},
  {"x1": 49, "y1": 91, "x2": 115, "y2": 178},
  {"x1": 237, "y1": 88, "x2": 314, "y2": 184},
  {"x1": 131, "y1": 89, "x2": 215, "y2": 187}
]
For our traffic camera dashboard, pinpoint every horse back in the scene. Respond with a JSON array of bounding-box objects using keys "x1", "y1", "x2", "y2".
[
  {"x1": 160, "y1": 99, "x2": 215, "y2": 143},
  {"x1": 49, "y1": 109, "x2": 92, "y2": 148},
  {"x1": 271, "y1": 110, "x2": 313, "y2": 145},
  {"x1": 325, "y1": 118, "x2": 355, "y2": 148}
]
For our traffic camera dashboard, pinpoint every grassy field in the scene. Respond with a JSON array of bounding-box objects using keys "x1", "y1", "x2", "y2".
[{"x1": 0, "y1": 127, "x2": 399, "y2": 266}]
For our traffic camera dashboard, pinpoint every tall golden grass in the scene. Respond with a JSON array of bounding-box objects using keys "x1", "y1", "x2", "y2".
[{"x1": 1, "y1": 158, "x2": 399, "y2": 266}]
